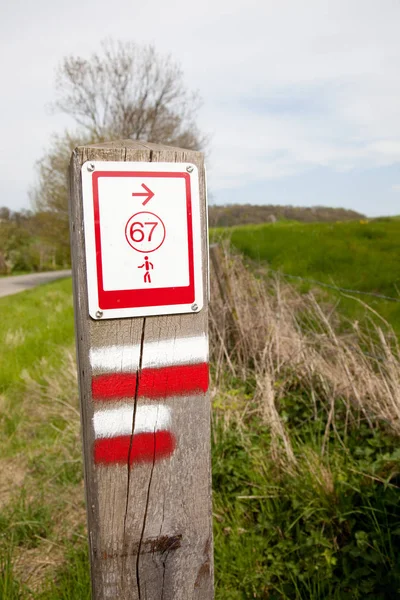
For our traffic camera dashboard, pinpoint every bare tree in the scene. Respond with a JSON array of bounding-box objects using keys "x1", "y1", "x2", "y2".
[
  {"x1": 53, "y1": 40, "x2": 204, "y2": 149},
  {"x1": 31, "y1": 40, "x2": 205, "y2": 262}
]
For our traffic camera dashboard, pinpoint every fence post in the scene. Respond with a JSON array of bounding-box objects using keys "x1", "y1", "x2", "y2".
[{"x1": 69, "y1": 140, "x2": 213, "y2": 600}]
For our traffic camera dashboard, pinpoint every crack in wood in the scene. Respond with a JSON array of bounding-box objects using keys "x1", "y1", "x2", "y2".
[
  {"x1": 160, "y1": 548, "x2": 170, "y2": 600},
  {"x1": 97, "y1": 535, "x2": 182, "y2": 560},
  {"x1": 123, "y1": 318, "x2": 146, "y2": 549},
  {"x1": 194, "y1": 537, "x2": 212, "y2": 590},
  {"x1": 159, "y1": 530, "x2": 183, "y2": 600},
  {"x1": 136, "y1": 418, "x2": 157, "y2": 598}
]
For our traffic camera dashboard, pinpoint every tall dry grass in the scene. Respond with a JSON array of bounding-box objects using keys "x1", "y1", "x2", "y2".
[{"x1": 209, "y1": 243, "x2": 400, "y2": 461}]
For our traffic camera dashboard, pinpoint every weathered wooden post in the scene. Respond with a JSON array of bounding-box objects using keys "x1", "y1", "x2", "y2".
[{"x1": 69, "y1": 140, "x2": 213, "y2": 599}]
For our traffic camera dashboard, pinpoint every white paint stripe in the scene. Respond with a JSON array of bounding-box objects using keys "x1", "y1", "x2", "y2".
[
  {"x1": 143, "y1": 335, "x2": 208, "y2": 368},
  {"x1": 90, "y1": 335, "x2": 208, "y2": 373},
  {"x1": 93, "y1": 404, "x2": 171, "y2": 439},
  {"x1": 90, "y1": 345, "x2": 141, "y2": 373}
]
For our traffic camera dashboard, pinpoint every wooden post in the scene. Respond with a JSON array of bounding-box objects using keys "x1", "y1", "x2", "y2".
[{"x1": 69, "y1": 140, "x2": 213, "y2": 599}]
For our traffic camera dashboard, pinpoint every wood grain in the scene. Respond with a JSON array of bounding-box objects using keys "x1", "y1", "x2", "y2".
[{"x1": 69, "y1": 140, "x2": 213, "y2": 599}]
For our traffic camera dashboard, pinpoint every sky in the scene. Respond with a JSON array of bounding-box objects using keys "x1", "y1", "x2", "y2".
[{"x1": 1, "y1": 0, "x2": 400, "y2": 217}]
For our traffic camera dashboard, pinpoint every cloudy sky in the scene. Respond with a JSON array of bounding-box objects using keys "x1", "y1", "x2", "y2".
[{"x1": 1, "y1": 0, "x2": 400, "y2": 216}]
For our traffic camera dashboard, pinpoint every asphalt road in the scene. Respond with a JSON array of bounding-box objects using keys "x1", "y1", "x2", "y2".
[{"x1": 0, "y1": 270, "x2": 72, "y2": 299}]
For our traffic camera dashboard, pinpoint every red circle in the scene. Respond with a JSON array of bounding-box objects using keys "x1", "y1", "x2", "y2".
[{"x1": 125, "y1": 211, "x2": 166, "y2": 253}]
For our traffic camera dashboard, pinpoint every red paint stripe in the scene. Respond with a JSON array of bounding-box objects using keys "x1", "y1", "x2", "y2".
[
  {"x1": 140, "y1": 363, "x2": 209, "y2": 398},
  {"x1": 94, "y1": 431, "x2": 176, "y2": 465},
  {"x1": 92, "y1": 373, "x2": 136, "y2": 399},
  {"x1": 92, "y1": 363, "x2": 209, "y2": 400}
]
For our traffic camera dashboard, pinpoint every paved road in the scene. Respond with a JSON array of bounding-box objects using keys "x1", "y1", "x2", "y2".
[{"x1": 0, "y1": 270, "x2": 72, "y2": 299}]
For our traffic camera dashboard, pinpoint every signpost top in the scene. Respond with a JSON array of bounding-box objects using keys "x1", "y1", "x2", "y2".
[{"x1": 81, "y1": 160, "x2": 203, "y2": 320}]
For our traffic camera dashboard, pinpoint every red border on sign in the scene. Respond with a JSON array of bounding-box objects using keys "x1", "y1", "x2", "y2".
[{"x1": 92, "y1": 171, "x2": 195, "y2": 310}]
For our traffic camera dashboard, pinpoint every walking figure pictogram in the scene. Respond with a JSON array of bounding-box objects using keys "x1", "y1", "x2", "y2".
[{"x1": 138, "y1": 256, "x2": 154, "y2": 283}]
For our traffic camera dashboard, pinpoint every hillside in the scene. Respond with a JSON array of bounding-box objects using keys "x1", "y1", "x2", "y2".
[
  {"x1": 208, "y1": 204, "x2": 365, "y2": 228},
  {"x1": 212, "y1": 217, "x2": 400, "y2": 333}
]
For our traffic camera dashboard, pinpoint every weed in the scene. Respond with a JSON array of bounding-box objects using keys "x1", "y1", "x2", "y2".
[
  {"x1": 37, "y1": 538, "x2": 91, "y2": 600},
  {"x1": 0, "y1": 489, "x2": 53, "y2": 549},
  {"x1": 0, "y1": 549, "x2": 25, "y2": 599}
]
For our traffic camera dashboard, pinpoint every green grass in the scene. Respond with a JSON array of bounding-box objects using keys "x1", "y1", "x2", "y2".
[
  {"x1": 0, "y1": 488, "x2": 54, "y2": 549},
  {"x1": 2, "y1": 244, "x2": 400, "y2": 598},
  {"x1": 0, "y1": 277, "x2": 74, "y2": 393},
  {"x1": 0, "y1": 277, "x2": 85, "y2": 598},
  {"x1": 37, "y1": 540, "x2": 91, "y2": 600},
  {"x1": 211, "y1": 217, "x2": 400, "y2": 333},
  {"x1": 0, "y1": 271, "x2": 30, "y2": 278},
  {"x1": 212, "y1": 395, "x2": 400, "y2": 599}
]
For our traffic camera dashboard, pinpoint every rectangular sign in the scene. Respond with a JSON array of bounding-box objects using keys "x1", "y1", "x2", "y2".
[{"x1": 81, "y1": 161, "x2": 203, "y2": 319}]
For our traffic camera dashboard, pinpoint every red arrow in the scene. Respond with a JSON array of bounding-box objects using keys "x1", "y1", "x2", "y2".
[{"x1": 132, "y1": 183, "x2": 154, "y2": 206}]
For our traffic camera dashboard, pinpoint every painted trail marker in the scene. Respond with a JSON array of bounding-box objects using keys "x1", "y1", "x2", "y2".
[
  {"x1": 81, "y1": 161, "x2": 203, "y2": 319},
  {"x1": 69, "y1": 141, "x2": 213, "y2": 600}
]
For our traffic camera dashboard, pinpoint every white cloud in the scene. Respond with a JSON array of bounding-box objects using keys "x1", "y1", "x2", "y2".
[{"x1": 1, "y1": 0, "x2": 400, "y2": 211}]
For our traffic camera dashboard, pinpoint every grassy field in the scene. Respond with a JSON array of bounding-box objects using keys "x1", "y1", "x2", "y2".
[
  {"x1": 1, "y1": 232, "x2": 400, "y2": 598},
  {"x1": 212, "y1": 217, "x2": 400, "y2": 333},
  {"x1": 0, "y1": 279, "x2": 89, "y2": 598}
]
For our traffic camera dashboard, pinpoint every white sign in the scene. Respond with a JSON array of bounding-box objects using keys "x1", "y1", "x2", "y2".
[{"x1": 81, "y1": 161, "x2": 203, "y2": 319}]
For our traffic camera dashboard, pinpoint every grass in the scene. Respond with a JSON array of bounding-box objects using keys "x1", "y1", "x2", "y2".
[
  {"x1": 2, "y1": 238, "x2": 400, "y2": 598},
  {"x1": 0, "y1": 278, "x2": 85, "y2": 598},
  {"x1": 0, "y1": 277, "x2": 74, "y2": 393},
  {"x1": 213, "y1": 218, "x2": 400, "y2": 295},
  {"x1": 212, "y1": 408, "x2": 400, "y2": 598},
  {"x1": 0, "y1": 489, "x2": 53, "y2": 548},
  {"x1": 36, "y1": 541, "x2": 91, "y2": 600},
  {"x1": 0, "y1": 271, "x2": 31, "y2": 278},
  {"x1": 211, "y1": 217, "x2": 400, "y2": 334},
  {"x1": 209, "y1": 244, "x2": 400, "y2": 598}
]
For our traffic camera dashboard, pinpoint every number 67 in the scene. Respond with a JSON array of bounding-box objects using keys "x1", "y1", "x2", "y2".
[{"x1": 129, "y1": 221, "x2": 158, "y2": 243}]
